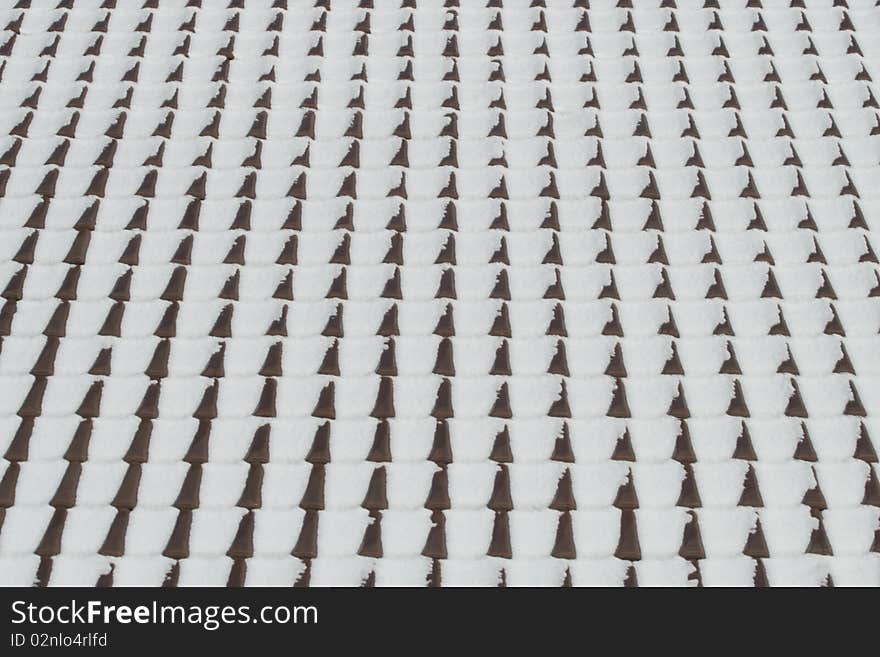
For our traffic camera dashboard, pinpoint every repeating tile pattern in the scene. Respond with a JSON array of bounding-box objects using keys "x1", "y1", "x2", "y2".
[{"x1": 0, "y1": 0, "x2": 879, "y2": 587}]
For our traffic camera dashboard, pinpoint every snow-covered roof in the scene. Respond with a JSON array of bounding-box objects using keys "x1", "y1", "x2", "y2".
[{"x1": 0, "y1": 0, "x2": 879, "y2": 586}]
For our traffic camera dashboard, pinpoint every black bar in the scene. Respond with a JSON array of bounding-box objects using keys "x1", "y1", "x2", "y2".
[{"x1": 0, "y1": 586, "x2": 861, "y2": 650}]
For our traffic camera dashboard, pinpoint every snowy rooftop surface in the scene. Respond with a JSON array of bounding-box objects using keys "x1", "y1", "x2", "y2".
[{"x1": 1, "y1": 0, "x2": 879, "y2": 587}]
